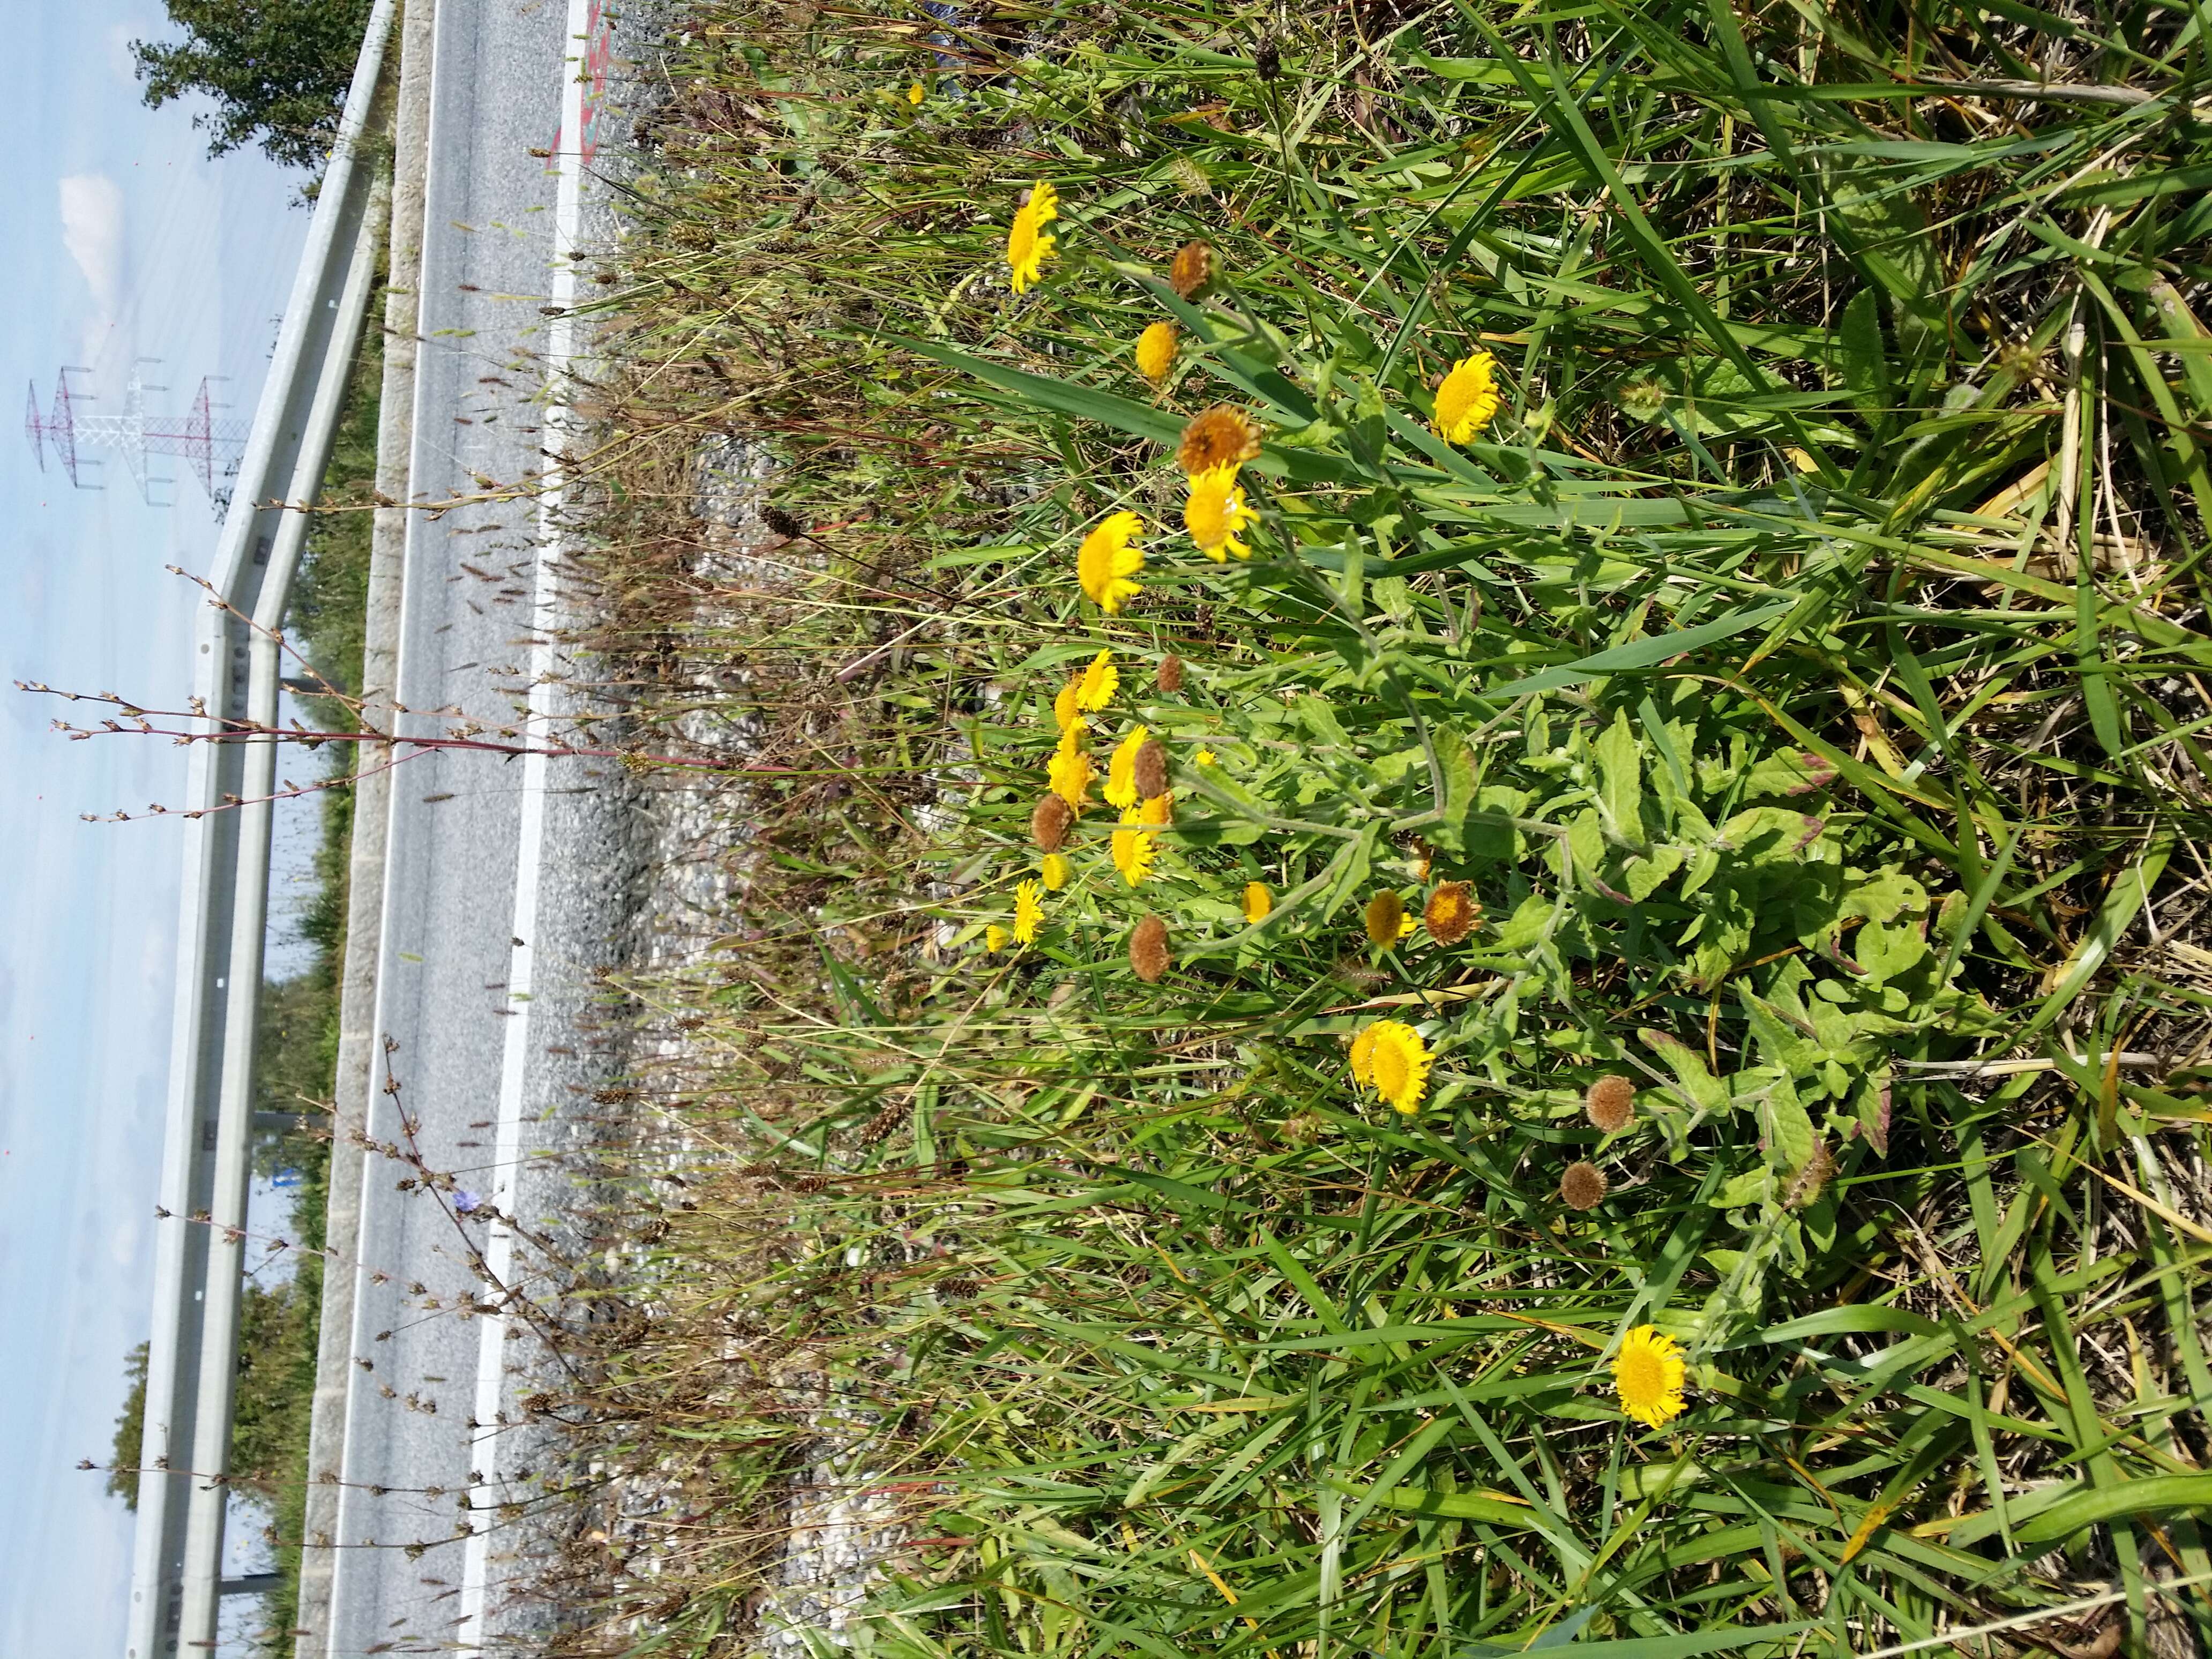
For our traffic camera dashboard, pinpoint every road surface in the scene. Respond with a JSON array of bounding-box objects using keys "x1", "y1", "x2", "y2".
[{"x1": 321, "y1": 1, "x2": 636, "y2": 1651}]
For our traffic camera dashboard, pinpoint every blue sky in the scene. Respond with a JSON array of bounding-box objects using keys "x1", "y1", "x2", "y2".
[{"x1": 0, "y1": 6, "x2": 311, "y2": 1649}]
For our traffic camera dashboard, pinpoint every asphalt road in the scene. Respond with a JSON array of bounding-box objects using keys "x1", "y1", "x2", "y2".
[{"x1": 321, "y1": 2, "x2": 637, "y2": 1651}]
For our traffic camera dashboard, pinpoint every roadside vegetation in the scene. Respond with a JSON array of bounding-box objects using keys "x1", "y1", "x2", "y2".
[{"x1": 535, "y1": 1, "x2": 2212, "y2": 1655}]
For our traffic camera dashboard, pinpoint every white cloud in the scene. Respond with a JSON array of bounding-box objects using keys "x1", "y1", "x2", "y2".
[{"x1": 58, "y1": 173, "x2": 125, "y2": 363}]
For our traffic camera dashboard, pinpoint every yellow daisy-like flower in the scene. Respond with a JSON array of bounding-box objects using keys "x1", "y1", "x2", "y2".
[
  {"x1": 1398, "y1": 912, "x2": 1417, "y2": 940},
  {"x1": 1041, "y1": 852, "x2": 1072, "y2": 892},
  {"x1": 1103, "y1": 725, "x2": 1149, "y2": 810},
  {"x1": 908, "y1": 81, "x2": 926, "y2": 105},
  {"x1": 1013, "y1": 879, "x2": 1044, "y2": 945},
  {"x1": 1242, "y1": 881, "x2": 1272, "y2": 924},
  {"x1": 1047, "y1": 727, "x2": 1092, "y2": 808},
  {"x1": 1195, "y1": 748, "x2": 1217, "y2": 766},
  {"x1": 985, "y1": 924, "x2": 1011, "y2": 953},
  {"x1": 1184, "y1": 465, "x2": 1256, "y2": 562},
  {"x1": 1051, "y1": 679, "x2": 1086, "y2": 737},
  {"x1": 1361, "y1": 1020, "x2": 1431, "y2": 1114},
  {"x1": 1137, "y1": 791, "x2": 1172, "y2": 827},
  {"x1": 1075, "y1": 648, "x2": 1118, "y2": 712},
  {"x1": 1433, "y1": 351, "x2": 1501, "y2": 445},
  {"x1": 1135, "y1": 320, "x2": 1178, "y2": 384},
  {"x1": 1110, "y1": 806, "x2": 1159, "y2": 888},
  {"x1": 1006, "y1": 181, "x2": 1059, "y2": 295},
  {"x1": 1077, "y1": 512, "x2": 1145, "y2": 614},
  {"x1": 1349, "y1": 1023, "x2": 1379, "y2": 1088},
  {"x1": 1612, "y1": 1326, "x2": 1688, "y2": 1430}
]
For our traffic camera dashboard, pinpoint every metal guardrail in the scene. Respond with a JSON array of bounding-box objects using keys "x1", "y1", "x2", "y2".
[{"x1": 125, "y1": 6, "x2": 399, "y2": 1655}]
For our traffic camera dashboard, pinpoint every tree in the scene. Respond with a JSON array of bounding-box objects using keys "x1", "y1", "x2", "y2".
[
  {"x1": 108, "y1": 1341, "x2": 150, "y2": 1509},
  {"x1": 131, "y1": 1, "x2": 376, "y2": 174}
]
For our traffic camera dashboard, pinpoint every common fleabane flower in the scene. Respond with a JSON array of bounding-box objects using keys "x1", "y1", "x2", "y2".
[
  {"x1": 1013, "y1": 879, "x2": 1044, "y2": 945},
  {"x1": 1006, "y1": 182, "x2": 1059, "y2": 294},
  {"x1": 1075, "y1": 648, "x2": 1118, "y2": 712},
  {"x1": 1077, "y1": 512, "x2": 1145, "y2": 614},
  {"x1": 1110, "y1": 803, "x2": 1159, "y2": 887},
  {"x1": 1103, "y1": 726, "x2": 1149, "y2": 810},
  {"x1": 1612, "y1": 1326, "x2": 1687, "y2": 1429},
  {"x1": 1432, "y1": 351, "x2": 1501, "y2": 444},
  {"x1": 1354, "y1": 1019, "x2": 1430, "y2": 1114},
  {"x1": 1134, "y1": 321, "x2": 1178, "y2": 384},
  {"x1": 1184, "y1": 465, "x2": 1255, "y2": 562}
]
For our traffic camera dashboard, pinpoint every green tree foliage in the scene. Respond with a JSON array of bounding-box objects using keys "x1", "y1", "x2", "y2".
[
  {"x1": 107, "y1": 1341, "x2": 149, "y2": 1509},
  {"x1": 131, "y1": 0, "x2": 376, "y2": 173}
]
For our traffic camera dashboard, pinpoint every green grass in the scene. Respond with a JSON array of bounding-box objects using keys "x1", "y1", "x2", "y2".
[{"x1": 543, "y1": 2, "x2": 2212, "y2": 1654}]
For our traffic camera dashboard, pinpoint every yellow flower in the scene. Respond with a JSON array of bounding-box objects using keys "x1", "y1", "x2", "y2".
[
  {"x1": 985, "y1": 924, "x2": 1011, "y2": 953},
  {"x1": 1047, "y1": 727, "x2": 1092, "y2": 808},
  {"x1": 1433, "y1": 351, "x2": 1501, "y2": 444},
  {"x1": 1195, "y1": 748, "x2": 1217, "y2": 766},
  {"x1": 1014, "y1": 879, "x2": 1044, "y2": 945},
  {"x1": 908, "y1": 81, "x2": 926, "y2": 105},
  {"x1": 1184, "y1": 465, "x2": 1256, "y2": 561},
  {"x1": 1361, "y1": 1020, "x2": 1431, "y2": 1114},
  {"x1": 1242, "y1": 881, "x2": 1272, "y2": 924},
  {"x1": 1135, "y1": 320, "x2": 1178, "y2": 384},
  {"x1": 1110, "y1": 806, "x2": 1159, "y2": 888},
  {"x1": 1103, "y1": 724, "x2": 1149, "y2": 810},
  {"x1": 1398, "y1": 912, "x2": 1417, "y2": 940},
  {"x1": 1612, "y1": 1326, "x2": 1688, "y2": 1429},
  {"x1": 1077, "y1": 511, "x2": 1145, "y2": 614},
  {"x1": 1349, "y1": 1024, "x2": 1379, "y2": 1087},
  {"x1": 1051, "y1": 679, "x2": 1086, "y2": 737},
  {"x1": 1041, "y1": 852, "x2": 1072, "y2": 892},
  {"x1": 1075, "y1": 648, "x2": 1118, "y2": 712},
  {"x1": 1006, "y1": 181, "x2": 1059, "y2": 295}
]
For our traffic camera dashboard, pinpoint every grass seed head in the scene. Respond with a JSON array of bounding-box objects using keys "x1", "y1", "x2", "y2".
[
  {"x1": 1032, "y1": 791, "x2": 1073, "y2": 851},
  {"x1": 1133, "y1": 738, "x2": 1169, "y2": 801},
  {"x1": 1169, "y1": 238, "x2": 1214, "y2": 297},
  {"x1": 1560, "y1": 1161, "x2": 1608, "y2": 1210},
  {"x1": 1130, "y1": 914, "x2": 1170, "y2": 982},
  {"x1": 1585, "y1": 1074, "x2": 1636, "y2": 1133},
  {"x1": 1255, "y1": 40, "x2": 1281, "y2": 80},
  {"x1": 1424, "y1": 881, "x2": 1478, "y2": 945}
]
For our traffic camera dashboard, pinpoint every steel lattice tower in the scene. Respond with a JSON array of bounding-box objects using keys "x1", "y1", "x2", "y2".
[{"x1": 24, "y1": 363, "x2": 250, "y2": 517}]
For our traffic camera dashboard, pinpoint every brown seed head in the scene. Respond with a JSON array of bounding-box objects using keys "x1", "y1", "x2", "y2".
[
  {"x1": 1169, "y1": 238, "x2": 1214, "y2": 299},
  {"x1": 1560, "y1": 1161, "x2": 1608, "y2": 1210},
  {"x1": 1424, "y1": 881, "x2": 1479, "y2": 946},
  {"x1": 1133, "y1": 739, "x2": 1169, "y2": 801},
  {"x1": 861, "y1": 1101, "x2": 910, "y2": 1145},
  {"x1": 1363, "y1": 890, "x2": 1406, "y2": 947},
  {"x1": 1130, "y1": 915, "x2": 1171, "y2": 983},
  {"x1": 1585, "y1": 1074, "x2": 1636, "y2": 1133},
  {"x1": 1254, "y1": 40, "x2": 1282, "y2": 81},
  {"x1": 1178, "y1": 405, "x2": 1261, "y2": 476},
  {"x1": 1030, "y1": 791, "x2": 1073, "y2": 853},
  {"x1": 1156, "y1": 653, "x2": 1185, "y2": 693}
]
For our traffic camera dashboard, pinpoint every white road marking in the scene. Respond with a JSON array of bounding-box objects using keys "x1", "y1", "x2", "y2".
[{"x1": 454, "y1": 0, "x2": 592, "y2": 1645}]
